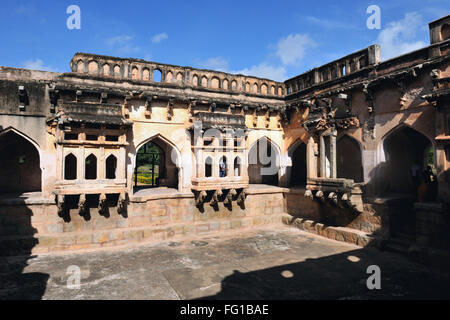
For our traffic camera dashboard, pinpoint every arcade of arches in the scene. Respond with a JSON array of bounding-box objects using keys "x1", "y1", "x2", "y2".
[{"x1": 0, "y1": 14, "x2": 449, "y2": 253}]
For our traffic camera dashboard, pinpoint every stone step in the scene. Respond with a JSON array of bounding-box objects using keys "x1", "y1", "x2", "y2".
[{"x1": 281, "y1": 213, "x2": 382, "y2": 247}]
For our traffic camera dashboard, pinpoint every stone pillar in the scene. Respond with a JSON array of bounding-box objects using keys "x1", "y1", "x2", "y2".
[
  {"x1": 307, "y1": 136, "x2": 317, "y2": 180},
  {"x1": 320, "y1": 133, "x2": 325, "y2": 178},
  {"x1": 118, "y1": 147, "x2": 126, "y2": 180},
  {"x1": 330, "y1": 129, "x2": 337, "y2": 179},
  {"x1": 99, "y1": 147, "x2": 105, "y2": 180},
  {"x1": 78, "y1": 146, "x2": 85, "y2": 180}
]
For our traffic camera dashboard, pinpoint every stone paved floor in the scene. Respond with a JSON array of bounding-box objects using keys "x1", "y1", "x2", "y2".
[{"x1": 1, "y1": 226, "x2": 450, "y2": 300}]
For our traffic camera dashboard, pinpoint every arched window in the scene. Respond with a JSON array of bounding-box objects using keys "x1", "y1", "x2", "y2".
[
  {"x1": 201, "y1": 76, "x2": 208, "y2": 87},
  {"x1": 88, "y1": 61, "x2": 98, "y2": 73},
  {"x1": 131, "y1": 67, "x2": 139, "y2": 80},
  {"x1": 85, "y1": 154, "x2": 97, "y2": 180},
  {"x1": 176, "y1": 72, "x2": 183, "y2": 82},
  {"x1": 252, "y1": 83, "x2": 258, "y2": 93},
  {"x1": 113, "y1": 65, "x2": 121, "y2": 77},
  {"x1": 166, "y1": 71, "x2": 173, "y2": 82},
  {"x1": 205, "y1": 156, "x2": 213, "y2": 178},
  {"x1": 142, "y1": 68, "x2": 150, "y2": 81},
  {"x1": 211, "y1": 77, "x2": 220, "y2": 89},
  {"x1": 261, "y1": 84, "x2": 268, "y2": 94},
  {"x1": 192, "y1": 75, "x2": 199, "y2": 86},
  {"x1": 231, "y1": 80, "x2": 238, "y2": 91},
  {"x1": 106, "y1": 155, "x2": 117, "y2": 179},
  {"x1": 77, "y1": 60, "x2": 84, "y2": 73},
  {"x1": 337, "y1": 135, "x2": 363, "y2": 183},
  {"x1": 223, "y1": 79, "x2": 229, "y2": 90},
  {"x1": 234, "y1": 157, "x2": 241, "y2": 176},
  {"x1": 102, "y1": 64, "x2": 110, "y2": 76},
  {"x1": 64, "y1": 153, "x2": 77, "y2": 180},
  {"x1": 153, "y1": 69, "x2": 162, "y2": 82},
  {"x1": 219, "y1": 156, "x2": 227, "y2": 177},
  {"x1": 245, "y1": 82, "x2": 250, "y2": 92}
]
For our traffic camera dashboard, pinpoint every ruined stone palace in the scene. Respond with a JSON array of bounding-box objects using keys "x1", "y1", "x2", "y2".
[{"x1": 0, "y1": 15, "x2": 449, "y2": 255}]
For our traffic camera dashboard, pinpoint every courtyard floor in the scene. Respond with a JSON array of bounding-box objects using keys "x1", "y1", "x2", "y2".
[{"x1": 1, "y1": 226, "x2": 449, "y2": 300}]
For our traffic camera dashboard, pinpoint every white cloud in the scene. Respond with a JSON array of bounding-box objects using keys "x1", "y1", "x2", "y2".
[
  {"x1": 377, "y1": 12, "x2": 427, "y2": 61},
  {"x1": 105, "y1": 35, "x2": 139, "y2": 54},
  {"x1": 232, "y1": 63, "x2": 287, "y2": 82},
  {"x1": 151, "y1": 32, "x2": 168, "y2": 43},
  {"x1": 275, "y1": 33, "x2": 316, "y2": 66},
  {"x1": 22, "y1": 59, "x2": 56, "y2": 72},
  {"x1": 196, "y1": 57, "x2": 229, "y2": 71}
]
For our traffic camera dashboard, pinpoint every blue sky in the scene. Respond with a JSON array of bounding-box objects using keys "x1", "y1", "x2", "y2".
[{"x1": 0, "y1": 0, "x2": 448, "y2": 81}]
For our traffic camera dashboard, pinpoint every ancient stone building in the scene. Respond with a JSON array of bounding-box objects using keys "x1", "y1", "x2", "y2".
[{"x1": 0, "y1": 15, "x2": 449, "y2": 255}]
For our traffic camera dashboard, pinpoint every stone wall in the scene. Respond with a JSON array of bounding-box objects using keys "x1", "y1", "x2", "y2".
[{"x1": 0, "y1": 189, "x2": 285, "y2": 255}]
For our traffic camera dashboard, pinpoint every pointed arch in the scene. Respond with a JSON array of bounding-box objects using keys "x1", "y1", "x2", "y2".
[
  {"x1": 287, "y1": 139, "x2": 307, "y2": 187},
  {"x1": 134, "y1": 133, "x2": 182, "y2": 192},
  {"x1": 0, "y1": 127, "x2": 42, "y2": 193},
  {"x1": 85, "y1": 153, "x2": 97, "y2": 180},
  {"x1": 64, "y1": 153, "x2": 77, "y2": 180},
  {"x1": 248, "y1": 136, "x2": 281, "y2": 186},
  {"x1": 106, "y1": 154, "x2": 117, "y2": 179},
  {"x1": 379, "y1": 124, "x2": 434, "y2": 195},
  {"x1": 337, "y1": 134, "x2": 364, "y2": 182}
]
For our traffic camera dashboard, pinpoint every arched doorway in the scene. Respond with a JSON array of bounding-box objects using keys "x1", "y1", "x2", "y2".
[
  {"x1": 337, "y1": 135, "x2": 363, "y2": 183},
  {"x1": 289, "y1": 141, "x2": 307, "y2": 187},
  {"x1": 382, "y1": 126, "x2": 433, "y2": 196},
  {"x1": 134, "y1": 135, "x2": 179, "y2": 193},
  {"x1": 0, "y1": 129, "x2": 41, "y2": 193},
  {"x1": 248, "y1": 137, "x2": 280, "y2": 186}
]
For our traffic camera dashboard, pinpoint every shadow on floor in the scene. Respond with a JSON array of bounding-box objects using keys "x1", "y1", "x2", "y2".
[
  {"x1": 0, "y1": 194, "x2": 49, "y2": 300},
  {"x1": 199, "y1": 246, "x2": 450, "y2": 300}
]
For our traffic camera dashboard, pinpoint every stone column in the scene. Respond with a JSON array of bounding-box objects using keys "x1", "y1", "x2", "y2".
[
  {"x1": 320, "y1": 133, "x2": 325, "y2": 178},
  {"x1": 330, "y1": 129, "x2": 337, "y2": 179},
  {"x1": 78, "y1": 146, "x2": 85, "y2": 180}
]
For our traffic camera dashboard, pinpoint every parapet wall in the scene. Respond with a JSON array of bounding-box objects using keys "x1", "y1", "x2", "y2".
[{"x1": 70, "y1": 53, "x2": 286, "y2": 98}]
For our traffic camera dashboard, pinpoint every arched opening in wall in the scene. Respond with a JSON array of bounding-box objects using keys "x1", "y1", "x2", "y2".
[
  {"x1": 271, "y1": 85, "x2": 276, "y2": 95},
  {"x1": 261, "y1": 84, "x2": 268, "y2": 94},
  {"x1": 142, "y1": 68, "x2": 150, "y2": 81},
  {"x1": 131, "y1": 67, "x2": 139, "y2": 80},
  {"x1": 113, "y1": 65, "x2": 121, "y2": 77},
  {"x1": 166, "y1": 71, "x2": 173, "y2": 82},
  {"x1": 245, "y1": 82, "x2": 250, "y2": 92},
  {"x1": 219, "y1": 156, "x2": 228, "y2": 177},
  {"x1": 289, "y1": 142, "x2": 307, "y2": 187},
  {"x1": 176, "y1": 72, "x2": 183, "y2": 82},
  {"x1": 205, "y1": 156, "x2": 213, "y2": 178},
  {"x1": 252, "y1": 83, "x2": 258, "y2": 93},
  {"x1": 134, "y1": 135, "x2": 180, "y2": 194},
  {"x1": 337, "y1": 135, "x2": 363, "y2": 183},
  {"x1": 223, "y1": 79, "x2": 229, "y2": 90},
  {"x1": 153, "y1": 69, "x2": 162, "y2": 82},
  {"x1": 77, "y1": 60, "x2": 84, "y2": 73},
  {"x1": 192, "y1": 75, "x2": 199, "y2": 86},
  {"x1": 231, "y1": 80, "x2": 237, "y2": 91},
  {"x1": 248, "y1": 137, "x2": 279, "y2": 186},
  {"x1": 88, "y1": 61, "x2": 98, "y2": 73},
  {"x1": 201, "y1": 76, "x2": 208, "y2": 87},
  {"x1": 103, "y1": 64, "x2": 110, "y2": 76},
  {"x1": 85, "y1": 154, "x2": 97, "y2": 180},
  {"x1": 106, "y1": 155, "x2": 117, "y2": 179},
  {"x1": 211, "y1": 77, "x2": 220, "y2": 89},
  {"x1": 442, "y1": 24, "x2": 450, "y2": 41},
  {"x1": 382, "y1": 126, "x2": 434, "y2": 198},
  {"x1": 0, "y1": 129, "x2": 41, "y2": 194},
  {"x1": 64, "y1": 153, "x2": 77, "y2": 180},
  {"x1": 234, "y1": 157, "x2": 242, "y2": 177}
]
